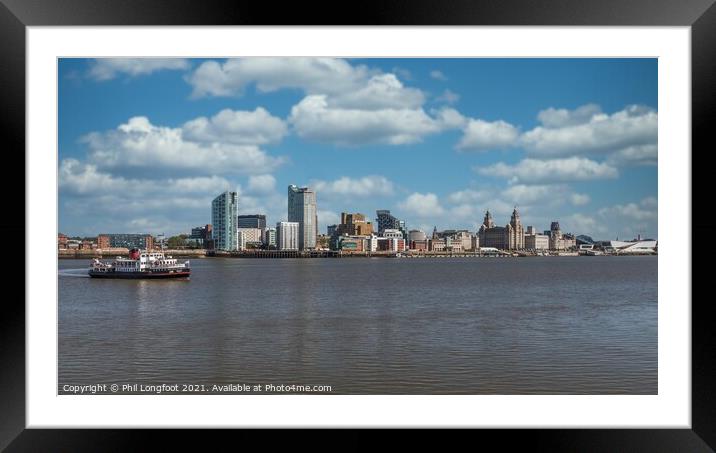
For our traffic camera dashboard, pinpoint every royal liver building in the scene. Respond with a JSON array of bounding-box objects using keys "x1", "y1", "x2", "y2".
[
  {"x1": 505, "y1": 207, "x2": 525, "y2": 250},
  {"x1": 478, "y1": 207, "x2": 525, "y2": 250}
]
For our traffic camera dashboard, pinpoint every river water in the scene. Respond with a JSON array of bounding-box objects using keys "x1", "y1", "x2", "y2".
[{"x1": 58, "y1": 256, "x2": 657, "y2": 394}]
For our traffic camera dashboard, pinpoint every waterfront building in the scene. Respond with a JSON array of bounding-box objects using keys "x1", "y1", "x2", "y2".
[
  {"x1": 445, "y1": 236, "x2": 463, "y2": 252},
  {"x1": 602, "y1": 239, "x2": 658, "y2": 254},
  {"x1": 263, "y1": 227, "x2": 277, "y2": 248},
  {"x1": 212, "y1": 191, "x2": 239, "y2": 251},
  {"x1": 410, "y1": 239, "x2": 429, "y2": 251},
  {"x1": 506, "y1": 208, "x2": 525, "y2": 250},
  {"x1": 377, "y1": 237, "x2": 405, "y2": 252},
  {"x1": 471, "y1": 235, "x2": 480, "y2": 251},
  {"x1": 376, "y1": 210, "x2": 402, "y2": 235},
  {"x1": 276, "y1": 221, "x2": 299, "y2": 251},
  {"x1": 190, "y1": 224, "x2": 212, "y2": 247},
  {"x1": 408, "y1": 229, "x2": 427, "y2": 243},
  {"x1": 477, "y1": 209, "x2": 525, "y2": 250},
  {"x1": 288, "y1": 185, "x2": 317, "y2": 250},
  {"x1": 525, "y1": 231, "x2": 549, "y2": 250},
  {"x1": 58, "y1": 233, "x2": 68, "y2": 250},
  {"x1": 478, "y1": 211, "x2": 507, "y2": 250},
  {"x1": 452, "y1": 230, "x2": 474, "y2": 251},
  {"x1": 366, "y1": 235, "x2": 379, "y2": 252},
  {"x1": 237, "y1": 227, "x2": 263, "y2": 247},
  {"x1": 316, "y1": 234, "x2": 331, "y2": 250},
  {"x1": 97, "y1": 233, "x2": 154, "y2": 250},
  {"x1": 381, "y1": 228, "x2": 403, "y2": 239},
  {"x1": 548, "y1": 221, "x2": 576, "y2": 251},
  {"x1": 338, "y1": 235, "x2": 366, "y2": 252},
  {"x1": 429, "y1": 238, "x2": 446, "y2": 252},
  {"x1": 237, "y1": 230, "x2": 247, "y2": 251},
  {"x1": 327, "y1": 224, "x2": 338, "y2": 237},
  {"x1": 238, "y1": 214, "x2": 266, "y2": 230},
  {"x1": 337, "y1": 212, "x2": 374, "y2": 236}
]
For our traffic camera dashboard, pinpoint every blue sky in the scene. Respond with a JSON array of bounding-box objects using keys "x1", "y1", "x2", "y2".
[{"x1": 59, "y1": 58, "x2": 658, "y2": 240}]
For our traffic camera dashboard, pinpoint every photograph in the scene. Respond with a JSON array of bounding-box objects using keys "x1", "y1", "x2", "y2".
[{"x1": 57, "y1": 56, "x2": 658, "y2": 396}]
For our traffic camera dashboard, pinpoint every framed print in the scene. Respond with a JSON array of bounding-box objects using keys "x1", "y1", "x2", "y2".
[{"x1": 3, "y1": 0, "x2": 715, "y2": 449}]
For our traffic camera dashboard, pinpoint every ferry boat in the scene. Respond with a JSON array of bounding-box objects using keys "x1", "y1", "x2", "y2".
[{"x1": 88, "y1": 248, "x2": 191, "y2": 279}]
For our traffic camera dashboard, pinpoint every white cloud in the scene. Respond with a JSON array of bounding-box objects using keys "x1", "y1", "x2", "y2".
[
  {"x1": 570, "y1": 193, "x2": 591, "y2": 206},
  {"x1": 186, "y1": 58, "x2": 469, "y2": 147},
  {"x1": 641, "y1": 196, "x2": 658, "y2": 208},
  {"x1": 598, "y1": 197, "x2": 658, "y2": 222},
  {"x1": 560, "y1": 213, "x2": 606, "y2": 236},
  {"x1": 288, "y1": 95, "x2": 447, "y2": 146},
  {"x1": 536, "y1": 104, "x2": 603, "y2": 128},
  {"x1": 83, "y1": 116, "x2": 285, "y2": 175},
  {"x1": 456, "y1": 119, "x2": 520, "y2": 152},
  {"x1": 476, "y1": 157, "x2": 618, "y2": 184},
  {"x1": 430, "y1": 70, "x2": 448, "y2": 81},
  {"x1": 187, "y1": 57, "x2": 424, "y2": 109},
  {"x1": 522, "y1": 104, "x2": 658, "y2": 158},
  {"x1": 247, "y1": 174, "x2": 276, "y2": 194},
  {"x1": 328, "y1": 73, "x2": 425, "y2": 110},
  {"x1": 312, "y1": 175, "x2": 395, "y2": 197},
  {"x1": 188, "y1": 57, "x2": 370, "y2": 98},
  {"x1": 399, "y1": 192, "x2": 444, "y2": 217},
  {"x1": 59, "y1": 159, "x2": 234, "y2": 196},
  {"x1": 182, "y1": 107, "x2": 287, "y2": 145},
  {"x1": 591, "y1": 197, "x2": 658, "y2": 239},
  {"x1": 435, "y1": 89, "x2": 460, "y2": 104},
  {"x1": 502, "y1": 184, "x2": 562, "y2": 204},
  {"x1": 606, "y1": 144, "x2": 658, "y2": 166},
  {"x1": 446, "y1": 188, "x2": 491, "y2": 205},
  {"x1": 88, "y1": 58, "x2": 190, "y2": 81}
]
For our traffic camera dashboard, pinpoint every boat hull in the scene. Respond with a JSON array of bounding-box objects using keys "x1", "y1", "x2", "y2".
[{"x1": 88, "y1": 270, "x2": 191, "y2": 279}]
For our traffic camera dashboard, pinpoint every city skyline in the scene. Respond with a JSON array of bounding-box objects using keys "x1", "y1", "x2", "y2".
[{"x1": 59, "y1": 58, "x2": 658, "y2": 239}]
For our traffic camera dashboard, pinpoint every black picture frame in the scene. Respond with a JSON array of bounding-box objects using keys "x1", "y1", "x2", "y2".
[{"x1": 3, "y1": 0, "x2": 713, "y2": 449}]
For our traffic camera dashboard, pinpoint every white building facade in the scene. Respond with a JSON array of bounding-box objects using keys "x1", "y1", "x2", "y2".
[
  {"x1": 276, "y1": 221, "x2": 299, "y2": 251},
  {"x1": 288, "y1": 185, "x2": 317, "y2": 250},
  {"x1": 211, "y1": 191, "x2": 238, "y2": 251}
]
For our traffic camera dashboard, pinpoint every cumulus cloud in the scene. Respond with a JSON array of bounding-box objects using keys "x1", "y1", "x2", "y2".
[
  {"x1": 606, "y1": 144, "x2": 658, "y2": 166},
  {"x1": 446, "y1": 188, "x2": 492, "y2": 205},
  {"x1": 312, "y1": 175, "x2": 395, "y2": 197},
  {"x1": 435, "y1": 89, "x2": 460, "y2": 104},
  {"x1": 59, "y1": 159, "x2": 240, "y2": 235},
  {"x1": 570, "y1": 193, "x2": 591, "y2": 206},
  {"x1": 187, "y1": 57, "x2": 370, "y2": 98},
  {"x1": 560, "y1": 213, "x2": 606, "y2": 236},
  {"x1": 476, "y1": 157, "x2": 618, "y2": 184},
  {"x1": 247, "y1": 174, "x2": 276, "y2": 194},
  {"x1": 456, "y1": 119, "x2": 520, "y2": 152},
  {"x1": 598, "y1": 197, "x2": 658, "y2": 222},
  {"x1": 288, "y1": 95, "x2": 449, "y2": 146},
  {"x1": 88, "y1": 58, "x2": 190, "y2": 81},
  {"x1": 182, "y1": 107, "x2": 287, "y2": 145},
  {"x1": 186, "y1": 58, "x2": 469, "y2": 147},
  {"x1": 430, "y1": 70, "x2": 448, "y2": 81},
  {"x1": 521, "y1": 104, "x2": 658, "y2": 159},
  {"x1": 187, "y1": 57, "x2": 423, "y2": 109},
  {"x1": 502, "y1": 184, "x2": 562, "y2": 204},
  {"x1": 82, "y1": 116, "x2": 285, "y2": 175},
  {"x1": 399, "y1": 192, "x2": 445, "y2": 217},
  {"x1": 59, "y1": 159, "x2": 234, "y2": 196},
  {"x1": 536, "y1": 104, "x2": 603, "y2": 128}
]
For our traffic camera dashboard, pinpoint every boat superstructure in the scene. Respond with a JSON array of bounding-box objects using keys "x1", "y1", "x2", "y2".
[{"x1": 89, "y1": 248, "x2": 191, "y2": 279}]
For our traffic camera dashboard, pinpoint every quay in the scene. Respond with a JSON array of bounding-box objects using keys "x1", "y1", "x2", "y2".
[{"x1": 59, "y1": 248, "x2": 654, "y2": 260}]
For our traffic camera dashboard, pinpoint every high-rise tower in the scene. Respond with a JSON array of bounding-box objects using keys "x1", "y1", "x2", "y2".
[
  {"x1": 211, "y1": 191, "x2": 238, "y2": 251},
  {"x1": 288, "y1": 185, "x2": 317, "y2": 250}
]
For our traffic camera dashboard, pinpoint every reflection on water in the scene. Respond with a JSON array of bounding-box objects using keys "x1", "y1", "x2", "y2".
[{"x1": 59, "y1": 256, "x2": 657, "y2": 394}]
